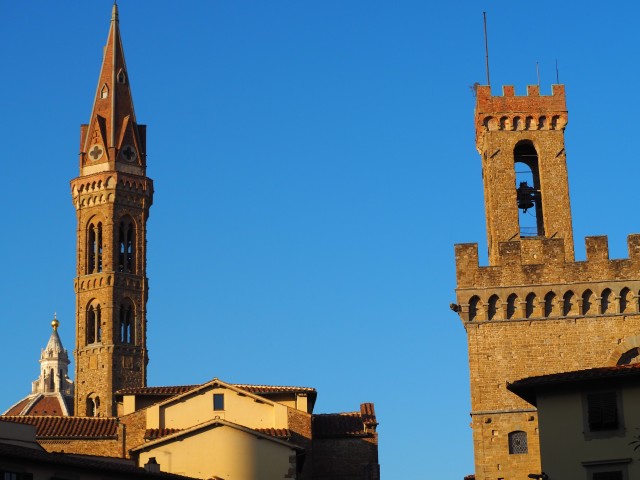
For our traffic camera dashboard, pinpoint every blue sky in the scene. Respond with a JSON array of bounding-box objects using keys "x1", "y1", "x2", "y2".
[{"x1": 2, "y1": 1, "x2": 640, "y2": 477}]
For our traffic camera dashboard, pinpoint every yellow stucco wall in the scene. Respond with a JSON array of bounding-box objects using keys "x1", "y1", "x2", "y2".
[{"x1": 137, "y1": 424, "x2": 294, "y2": 479}]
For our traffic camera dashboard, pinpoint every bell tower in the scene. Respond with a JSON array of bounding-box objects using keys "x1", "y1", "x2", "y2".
[
  {"x1": 475, "y1": 84, "x2": 573, "y2": 265},
  {"x1": 455, "y1": 84, "x2": 640, "y2": 480},
  {"x1": 71, "y1": 4, "x2": 153, "y2": 417}
]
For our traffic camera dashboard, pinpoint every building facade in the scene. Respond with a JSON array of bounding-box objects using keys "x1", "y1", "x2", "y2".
[{"x1": 454, "y1": 84, "x2": 640, "y2": 479}]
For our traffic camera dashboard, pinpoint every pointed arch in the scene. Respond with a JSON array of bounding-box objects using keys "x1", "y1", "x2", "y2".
[
  {"x1": 86, "y1": 301, "x2": 101, "y2": 345},
  {"x1": 118, "y1": 215, "x2": 137, "y2": 273},
  {"x1": 100, "y1": 83, "x2": 109, "y2": 99},
  {"x1": 87, "y1": 219, "x2": 103, "y2": 274},
  {"x1": 119, "y1": 298, "x2": 135, "y2": 344}
]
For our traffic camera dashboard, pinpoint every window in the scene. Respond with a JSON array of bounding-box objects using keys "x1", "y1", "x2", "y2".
[
  {"x1": 514, "y1": 141, "x2": 544, "y2": 237},
  {"x1": 119, "y1": 300, "x2": 134, "y2": 344},
  {"x1": 213, "y1": 393, "x2": 224, "y2": 411},
  {"x1": 86, "y1": 303, "x2": 101, "y2": 344},
  {"x1": 118, "y1": 217, "x2": 135, "y2": 273},
  {"x1": 592, "y1": 472, "x2": 623, "y2": 480},
  {"x1": 87, "y1": 221, "x2": 103, "y2": 273},
  {"x1": 508, "y1": 430, "x2": 528, "y2": 454},
  {"x1": 587, "y1": 391, "x2": 619, "y2": 432}
]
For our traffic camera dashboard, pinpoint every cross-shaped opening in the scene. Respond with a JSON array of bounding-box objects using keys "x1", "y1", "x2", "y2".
[{"x1": 122, "y1": 146, "x2": 136, "y2": 161}]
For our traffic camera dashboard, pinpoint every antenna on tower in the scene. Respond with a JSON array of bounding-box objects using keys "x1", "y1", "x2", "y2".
[
  {"x1": 536, "y1": 61, "x2": 540, "y2": 86},
  {"x1": 483, "y1": 12, "x2": 491, "y2": 86},
  {"x1": 555, "y1": 59, "x2": 560, "y2": 84}
]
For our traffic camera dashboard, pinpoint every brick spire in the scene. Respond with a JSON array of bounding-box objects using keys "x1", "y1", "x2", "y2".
[{"x1": 80, "y1": 3, "x2": 146, "y2": 175}]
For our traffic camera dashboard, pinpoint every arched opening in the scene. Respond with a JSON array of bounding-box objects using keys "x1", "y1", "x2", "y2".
[
  {"x1": 86, "y1": 303, "x2": 101, "y2": 344},
  {"x1": 119, "y1": 300, "x2": 135, "y2": 344},
  {"x1": 563, "y1": 290, "x2": 577, "y2": 316},
  {"x1": 582, "y1": 289, "x2": 594, "y2": 315},
  {"x1": 86, "y1": 394, "x2": 101, "y2": 417},
  {"x1": 620, "y1": 287, "x2": 633, "y2": 313},
  {"x1": 488, "y1": 295, "x2": 501, "y2": 320},
  {"x1": 48, "y1": 368, "x2": 55, "y2": 392},
  {"x1": 506, "y1": 293, "x2": 518, "y2": 319},
  {"x1": 544, "y1": 291, "x2": 556, "y2": 317},
  {"x1": 601, "y1": 288, "x2": 614, "y2": 314},
  {"x1": 118, "y1": 217, "x2": 136, "y2": 273},
  {"x1": 514, "y1": 141, "x2": 544, "y2": 237},
  {"x1": 469, "y1": 296, "x2": 481, "y2": 321},
  {"x1": 617, "y1": 347, "x2": 640, "y2": 365},
  {"x1": 525, "y1": 293, "x2": 536, "y2": 318},
  {"x1": 87, "y1": 221, "x2": 103, "y2": 274}
]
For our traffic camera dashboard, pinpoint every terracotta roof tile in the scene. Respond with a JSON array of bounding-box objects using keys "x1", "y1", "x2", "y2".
[
  {"x1": 116, "y1": 383, "x2": 316, "y2": 398},
  {"x1": 312, "y1": 403, "x2": 378, "y2": 438},
  {"x1": 144, "y1": 428, "x2": 182, "y2": 440},
  {"x1": 116, "y1": 385, "x2": 198, "y2": 396},
  {"x1": 508, "y1": 363, "x2": 640, "y2": 405},
  {"x1": 1, "y1": 416, "x2": 118, "y2": 438},
  {"x1": 254, "y1": 427, "x2": 291, "y2": 438},
  {"x1": 3, "y1": 398, "x2": 31, "y2": 416}
]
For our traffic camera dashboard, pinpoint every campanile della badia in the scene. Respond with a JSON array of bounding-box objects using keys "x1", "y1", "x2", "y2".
[{"x1": 71, "y1": 4, "x2": 153, "y2": 417}]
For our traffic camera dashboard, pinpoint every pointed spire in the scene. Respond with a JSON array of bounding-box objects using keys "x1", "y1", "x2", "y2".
[{"x1": 80, "y1": 4, "x2": 145, "y2": 174}]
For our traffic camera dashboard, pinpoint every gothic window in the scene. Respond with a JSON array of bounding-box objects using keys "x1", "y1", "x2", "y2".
[
  {"x1": 118, "y1": 217, "x2": 136, "y2": 273},
  {"x1": 117, "y1": 69, "x2": 126, "y2": 84},
  {"x1": 119, "y1": 300, "x2": 134, "y2": 344},
  {"x1": 525, "y1": 293, "x2": 536, "y2": 318},
  {"x1": 506, "y1": 293, "x2": 518, "y2": 319},
  {"x1": 86, "y1": 303, "x2": 101, "y2": 344},
  {"x1": 508, "y1": 431, "x2": 528, "y2": 454},
  {"x1": 87, "y1": 221, "x2": 103, "y2": 274},
  {"x1": 544, "y1": 291, "x2": 556, "y2": 317},
  {"x1": 100, "y1": 83, "x2": 109, "y2": 99},
  {"x1": 514, "y1": 141, "x2": 544, "y2": 237},
  {"x1": 563, "y1": 290, "x2": 577, "y2": 316}
]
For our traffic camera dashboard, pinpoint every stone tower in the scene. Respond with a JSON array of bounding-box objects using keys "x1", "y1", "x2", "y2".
[
  {"x1": 454, "y1": 85, "x2": 640, "y2": 479},
  {"x1": 71, "y1": 4, "x2": 153, "y2": 417}
]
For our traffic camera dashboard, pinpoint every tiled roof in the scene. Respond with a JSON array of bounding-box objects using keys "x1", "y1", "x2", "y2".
[
  {"x1": 0, "y1": 442, "x2": 196, "y2": 479},
  {"x1": 312, "y1": 403, "x2": 378, "y2": 438},
  {"x1": 234, "y1": 384, "x2": 317, "y2": 395},
  {"x1": 144, "y1": 428, "x2": 182, "y2": 440},
  {"x1": 144, "y1": 426, "x2": 291, "y2": 441},
  {"x1": 254, "y1": 427, "x2": 291, "y2": 438},
  {"x1": 1, "y1": 416, "x2": 118, "y2": 438},
  {"x1": 4, "y1": 398, "x2": 31, "y2": 416},
  {"x1": 3, "y1": 393, "x2": 73, "y2": 417},
  {"x1": 116, "y1": 385, "x2": 198, "y2": 396},
  {"x1": 508, "y1": 363, "x2": 640, "y2": 405}
]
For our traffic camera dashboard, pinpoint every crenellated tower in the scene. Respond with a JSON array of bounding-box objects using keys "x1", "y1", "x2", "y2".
[
  {"x1": 71, "y1": 4, "x2": 153, "y2": 417},
  {"x1": 454, "y1": 85, "x2": 640, "y2": 479}
]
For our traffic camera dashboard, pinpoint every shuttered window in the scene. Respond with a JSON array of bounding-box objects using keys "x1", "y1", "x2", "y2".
[{"x1": 587, "y1": 391, "x2": 618, "y2": 431}]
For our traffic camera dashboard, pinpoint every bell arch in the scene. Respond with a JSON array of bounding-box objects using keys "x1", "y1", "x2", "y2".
[{"x1": 514, "y1": 141, "x2": 544, "y2": 237}]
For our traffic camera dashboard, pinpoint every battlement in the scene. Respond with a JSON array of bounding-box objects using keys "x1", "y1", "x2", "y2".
[
  {"x1": 476, "y1": 84, "x2": 567, "y2": 115},
  {"x1": 455, "y1": 235, "x2": 640, "y2": 322},
  {"x1": 456, "y1": 234, "x2": 640, "y2": 289}
]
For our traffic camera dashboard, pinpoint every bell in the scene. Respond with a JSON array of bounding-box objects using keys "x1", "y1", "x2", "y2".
[{"x1": 516, "y1": 181, "x2": 535, "y2": 212}]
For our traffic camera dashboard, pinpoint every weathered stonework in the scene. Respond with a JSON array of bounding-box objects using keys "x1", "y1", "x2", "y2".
[
  {"x1": 455, "y1": 85, "x2": 640, "y2": 480},
  {"x1": 72, "y1": 7, "x2": 153, "y2": 418}
]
